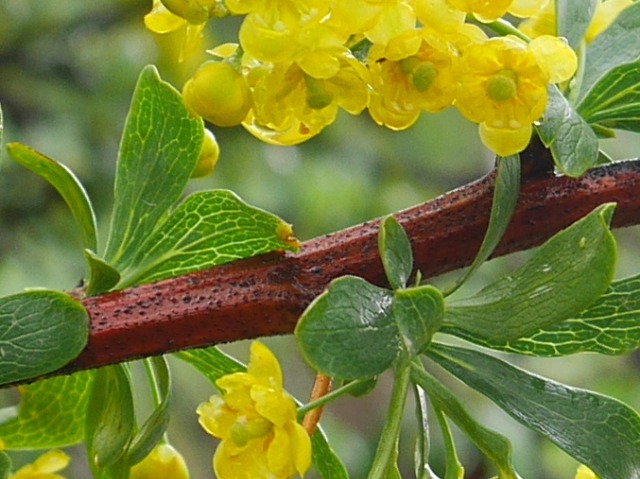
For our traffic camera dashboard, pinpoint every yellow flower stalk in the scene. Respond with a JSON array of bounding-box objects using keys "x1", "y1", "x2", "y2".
[
  {"x1": 197, "y1": 341, "x2": 311, "y2": 479},
  {"x1": 10, "y1": 450, "x2": 70, "y2": 479}
]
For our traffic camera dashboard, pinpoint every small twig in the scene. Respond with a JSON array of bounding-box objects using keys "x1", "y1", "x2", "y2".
[{"x1": 302, "y1": 373, "x2": 332, "y2": 436}]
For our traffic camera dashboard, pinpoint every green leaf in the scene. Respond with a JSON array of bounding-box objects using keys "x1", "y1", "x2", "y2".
[
  {"x1": 580, "y1": 2, "x2": 640, "y2": 102},
  {"x1": 378, "y1": 215, "x2": 413, "y2": 290},
  {"x1": 7, "y1": 143, "x2": 97, "y2": 253},
  {"x1": 446, "y1": 154, "x2": 520, "y2": 295},
  {"x1": 0, "y1": 290, "x2": 89, "y2": 385},
  {"x1": 296, "y1": 276, "x2": 397, "y2": 379},
  {"x1": 428, "y1": 343, "x2": 640, "y2": 479},
  {"x1": 86, "y1": 365, "x2": 135, "y2": 471},
  {"x1": 556, "y1": 0, "x2": 597, "y2": 49},
  {"x1": 312, "y1": 428, "x2": 350, "y2": 479},
  {"x1": 577, "y1": 60, "x2": 640, "y2": 133},
  {"x1": 126, "y1": 357, "x2": 172, "y2": 466},
  {"x1": 0, "y1": 371, "x2": 94, "y2": 449},
  {"x1": 537, "y1": 85, "x2": 599, "y2": 177},
  {"x1": 412, "y1": 384, "x2": 440, "y2": 479},
  {"x1": 393, "y1": 286, "x2": 444, "y2": 357},
  {"x1": 84, "y1": 250, "x2": 121, "y2": 296},
  {"x1": 443, "y1": 204, "x2": 616, "y2": 343},
  {"x1": 0, "y1": 451, "x2": 10, "y2": 479},
  {"x1": 411, "y1": 364, "x2": 520, "y2": 479},
  {"x1": 470, "y1": 273, "x2": 640, "y2": 357},
  {"x1": 119, "y1": 190, "x2": 299, "y2": 288},
  {"x1": 103, "y1": 65, "x2": 204, "y2": 270},
  {"x1": 174, "y1": 346, "x2": 244, "y2": 385}
]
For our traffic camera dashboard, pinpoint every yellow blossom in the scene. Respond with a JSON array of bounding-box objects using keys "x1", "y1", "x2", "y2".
[
  {"x1": 454, "y1": 35, "x2": 575, "y2": 155},
  {"x1": 10, "y1": 450, "x2": 69, "y2": 479},
  {"x1": 197, "y1": 341, "x2": 311, "y2": 479},
  {"x1": 519, "y1": 0, "x2": 633, "y2": 44},
  {"x1": 574, "y1": 465, "x2": 599, "y2": 479},
  {"x1": 446, "y1": 0, "x2": 515, "y2": 22},
  {"x1": 129, "y1": 444, "x2": 190, "y2": 479},
  {"x1": 182, "y1": 59, "x2": 253, "y2": 127},
  {"x1": 367, "y1": 30, "x2": 458, "y2": 129},
  {"x1": 585, "y1": 0, "x2": 633, "y2": 42},
  {"x1": 144, "y1": 0, "x2": 205, "y2": 62}
]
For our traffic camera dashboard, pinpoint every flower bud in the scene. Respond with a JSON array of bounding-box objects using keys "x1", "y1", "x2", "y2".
[
  {"x1": 191, "y1": 128, "x2": 220, "y2": 178},
  {"x1": 129, "y1": 444, "x2": 189, "y2": 479},
  {"x1": 182, "y1": 61, "x2": 252, "y2": 127}
]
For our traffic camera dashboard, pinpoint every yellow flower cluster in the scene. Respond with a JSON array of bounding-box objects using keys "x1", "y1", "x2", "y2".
[
  {"x1": 145, "y1": 0, "x2": 631, "y2": 156},
  {"x1": 197, "y1": 341, "x2": 311, "y2": 479}
]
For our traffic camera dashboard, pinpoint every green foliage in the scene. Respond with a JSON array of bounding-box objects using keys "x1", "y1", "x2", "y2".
[
  {"x1": 411, "y1": 365, "x2": 519, "y2": 479},
  {"x1": 119, "y1": 189, "x2": 298, "y2": 288},
  {"x1": 311, "y1": 429, "x2": 350, "y2": 479},
  {"x1": 85, "y1": 365, "x2": 135, "y2": 478},
  {"x1": 446, "y1": 153, "x2": 520, "y2": 295},
  {"x1": 0, "y1": 290, "x2": 88, "y2": 385},
  {"x1": 556, "y1": 0, "x2": 597, "y2": 49},
  {"x1": 577, "y1": 60, "x2": 640, "y2": 132},
  {"x1": 428, "y1": 343, "x2": 640, "y2": 479},
  {"x1": 580, "y1": 2, "x2": 640, "y2": 101},
  {"x1": 466, "y1": 272, "x2": 640, "y2": 356},
  {"x1": 102, "y1": 65, "x2": 204, "y2": 272},
  {"x1": 6, "y1": 143, "x2": 98, "y2": 254},
  {"x1": 378, "y1": 216, "x2": 414, "y2": 290},
  {"x1": 537, "y1": 85, "x2": 599, "y2": 177},
  {"x1": 443, "y1": 203, "x2": 616, "y2": 342},
  {"x1": 0, "y1": 372, "x2": 94, "y2": 449}
]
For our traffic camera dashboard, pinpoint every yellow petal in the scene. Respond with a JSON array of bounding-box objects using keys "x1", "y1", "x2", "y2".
[
  {"x1": 479, "y1": 123, "x2": 532, "y2": 156},
  {"x1": 574, "y1": 464, "x2": 599, "y2": 479},
  {"x1": 509, "y1": 0, "x2": 551, "y2": 18},
  {"x1": 529, "y1": 35, "x2": 577, "y2": 83},
  {"x1": 289, "y1": 421, "x2": 312, "y2": 476},
  {"x1": 144, "y1": 4, "x2": 185, "y2": 34},
  {"x1": 247, "y1": 341, "x2": 283, "y2": 390},
  {"x1": 129, "y1": 444, "x2": 190, "y2": 479}
]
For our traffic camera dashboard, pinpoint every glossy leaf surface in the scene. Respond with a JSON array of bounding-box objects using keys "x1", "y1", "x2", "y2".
[
  {"x1": 444, "y1": 204, "x2": 616, "y2": 342},
  {"x1": 103, "y1": 65, "x2": 204, "y2": 270},
  {"x1": 0, "y1": 290, "x2": 88, "y2": 385},
  {"x1": 428, "y1": 343, "x2": 640, "y2": 479}
]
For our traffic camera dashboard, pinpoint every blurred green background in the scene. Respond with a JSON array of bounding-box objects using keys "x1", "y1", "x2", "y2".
[{"x1": 0, "y1": 2, "x2": 639, "y2": 478}]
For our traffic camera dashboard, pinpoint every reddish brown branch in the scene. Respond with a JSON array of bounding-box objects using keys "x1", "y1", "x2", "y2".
[{"x1": 60, "y1": 158, "x2": 640, "y2": 375}]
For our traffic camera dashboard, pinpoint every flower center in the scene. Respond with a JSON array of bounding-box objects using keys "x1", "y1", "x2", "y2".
[
  {"x1": 229, "y1": 417, "x2": 273, "y2": 447},
  {"x1": 400, "y1": 57, "x2": 438, "y2": 92},
  {"x1": 305, "y1": 75, "x2": 334, "y2": 109},
  {"x1": 487, "y1": 69, "x2": 518, "y2": 102}
]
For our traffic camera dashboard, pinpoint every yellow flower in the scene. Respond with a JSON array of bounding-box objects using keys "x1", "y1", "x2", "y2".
[
  {"x1": 519, "y1": 0, "x2": 633, "y2": 44},
  {"x1": 144, "y1": 0, "x2": 205, "y2": 62},
  {"x1": 10, "y1": 450, "x2": 69, "y2": 479},
  {"x1": 367, "y1": 30, "x2": 459, "y2": 129},
  {"x1": 182, "y1": 59, "x2": 253, "y2": 127},
  {"x1": 446, "y1": 0, "x2": 515, "y2": 22},
  {"x1": 197, "y1": 341, "x2": 311, "y2": 479},
  {"x1": 574, "y1": 464, "x2": 599, "y2": 479},
  {"x1": 455, "y1": 35, "x2": 576, "y2": 155},
  {"x1": 129, "y1": 444, "x2": 190, "y2": 479}
]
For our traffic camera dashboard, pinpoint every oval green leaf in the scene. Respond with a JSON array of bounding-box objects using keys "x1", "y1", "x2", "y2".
[
  {"x1": 0, "y1": 290, "x2": 89, "y2": 386},
  {"x1": 468, "y1": 272, "x2": 640, "y2": 357},
  {"x1": 393, "y1": 285, "x2": 444, "y2": 357},
  {"x1": 556, "y1": 0, "x2": 597, "y2": 49},
  {"x1": 85, "y1": 364, "x2": 135, "y2": 471},
  {"x1": 537, "y1": 85, "x2": 599, "y2": 177},
  {"x1": 444, "y1": 204, "x2": 617, "y2": 342},
  {"x1": 0, "y1": 371, "x2": 94, "y2": 449},
  {"x1": 378, "y1": 215, "x2": 413, "y2": 290},
  {"x1": 103, "y1": 65, "x2": 204, "y2": 271},
  {"x1": 296, "y1": 276, "x2": 397, "y2": 379},
  {"x1": 428, "y1": 343, "x2": 640, "y2": 479},
  {"x1": 118, "y1": 190, "x2": 299, "y2": 288}
]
